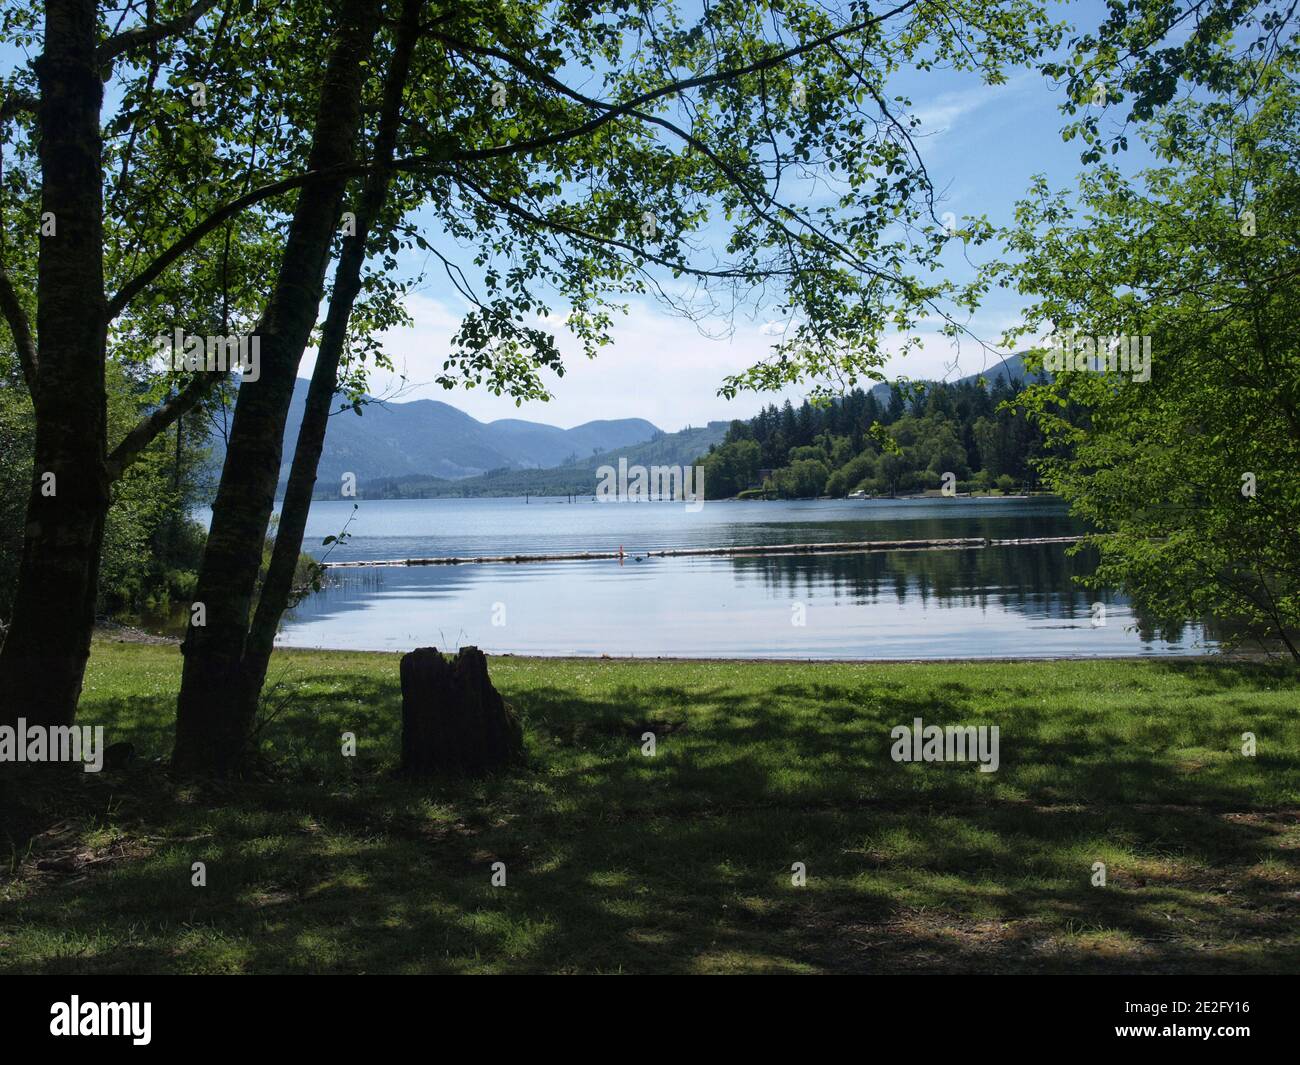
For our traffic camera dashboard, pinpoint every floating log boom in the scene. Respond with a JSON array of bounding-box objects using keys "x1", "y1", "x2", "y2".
[{"x1": 322, "y1": 534, "x2": 1085, "y2": 568}]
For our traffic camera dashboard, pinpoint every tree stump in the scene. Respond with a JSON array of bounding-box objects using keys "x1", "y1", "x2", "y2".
[{"x1": 399, "y1": 646, "x2": 523, "y2": 776}]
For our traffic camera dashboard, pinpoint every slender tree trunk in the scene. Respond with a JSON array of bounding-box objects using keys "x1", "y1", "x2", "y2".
[
  {"x1": 0, "y1": 0, "x2": 107, "y2": 730},
  {"x1": 170, "y1": 415, "x2": 183, "y2": 558},
  {"x1": 172, "y1": 0, "x2": 382, "y2": 776},
  {"x1": 240, "y1": 0, "x2": 419, "y2": 724}
]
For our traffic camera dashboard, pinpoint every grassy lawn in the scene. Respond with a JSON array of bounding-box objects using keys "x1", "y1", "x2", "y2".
[{"x1": 2, "y1": 641, "x2": 1298, "y2": 974}]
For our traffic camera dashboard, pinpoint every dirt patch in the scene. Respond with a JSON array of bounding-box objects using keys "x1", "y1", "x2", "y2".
[
  {"x1": 94, "y1": 619, "x2": 179, "y2": 646},
  {"x1": 22, "y1": 822, "x2": 157, "y2": 884}
]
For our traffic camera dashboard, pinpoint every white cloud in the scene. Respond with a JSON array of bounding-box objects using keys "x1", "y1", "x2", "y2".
[
  {"x1": 296, "y1": 291, "x2": 1026, "y2": 432},
  {"x1": 911, "y1": 73, "x2": 1034, "y2": 136},
  {"x1": 353, "y1": 295, "x2": 801, "y2": 431},
  {"x1": 310, "y1": 289, "x2": 1034, "y2": 431}
]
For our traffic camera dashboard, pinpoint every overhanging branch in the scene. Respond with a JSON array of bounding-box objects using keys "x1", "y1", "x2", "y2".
[
  {"x1": 106, "y1": 160, "x2": 373, "y2": 319},
  {"x1": 107, "y1": 0, "x2": 925, "y2": 321},
  {"x1": 106, "y1": 369, "x2": 225, "y2": 481},
  {"x1": 98, "y1": 0, "x2": 222, "y2": 66}
]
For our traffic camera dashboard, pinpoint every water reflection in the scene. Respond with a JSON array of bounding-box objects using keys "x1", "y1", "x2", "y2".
[
  {"x1": 276, "y1": 541, "x2": 1213, "y2": 658},
  {"x1": 160, "y1": 497, "x2": 1222, "y2": 658},
  {"x1": 259, "y1": 495, "x2": 1085, "y2": 562}
]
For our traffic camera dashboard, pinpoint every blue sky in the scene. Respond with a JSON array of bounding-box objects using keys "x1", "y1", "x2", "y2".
[
  {"x1": 346, "y1": 0, "x2": 1160, "y2": 431},
  {"x1": 1, "y1": 1, "x2": 1157, "y2": 432}
]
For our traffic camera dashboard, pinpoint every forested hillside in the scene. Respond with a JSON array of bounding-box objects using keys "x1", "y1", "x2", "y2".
[
  {"x1": 206, "y1": 379, "x2": 661, "y2": 489},
  {"x1": 697, "y1": 373, "x2": 1048, "y2": 499},
  {"x1": 342, "y1": 421, "x2": 730, "y2": 498}
]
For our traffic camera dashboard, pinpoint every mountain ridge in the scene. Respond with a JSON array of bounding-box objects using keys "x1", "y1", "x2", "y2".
[
  {"x1": 207, "y1": 359, "x2": 1033, "y2": 500},
  {"x1": 868, "y1": 353, "x2": 1030, "y2": 404},
  {"x1": 207, "y1": 379, "x2": 661, "y2": 491},
  {"x1": 325, "y1": 420, "x2": 732, "y2": 499}
]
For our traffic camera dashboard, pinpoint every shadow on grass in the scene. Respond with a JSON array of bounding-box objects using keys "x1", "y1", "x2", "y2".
[{"x1": 2, "y1": 658, "x2": 1297, "y2": 974}]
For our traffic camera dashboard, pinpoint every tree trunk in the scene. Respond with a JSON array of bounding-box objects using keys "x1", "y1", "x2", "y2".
[
  {"x1": 0, "y1": 0, "x2": 107, "y2": 731},
  {"x1": 239, "y1": 0, "x2": 420, "y2": 729},
  {"x1": 400, "y1": 647, "x2": 523, "y2": 776},
  {"x1": 172, "y1": 0, "x2": 382, "y2": 776}
]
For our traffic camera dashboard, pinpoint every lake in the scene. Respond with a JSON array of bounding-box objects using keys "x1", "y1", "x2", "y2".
[{"x1": 243, "y1": 496, "x2": 1215, "y2": 659}]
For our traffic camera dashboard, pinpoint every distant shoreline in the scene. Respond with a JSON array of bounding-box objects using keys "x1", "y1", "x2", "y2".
[
  {"x1": 290, "y1": 490, "x2": 1064, "y2": 504},
  {"x1": 92, "y1": 632, "x2": 1246, "y2": 663},
  {"x1": 322, "y1": 533, "x2": 1084, "y2": 568}
]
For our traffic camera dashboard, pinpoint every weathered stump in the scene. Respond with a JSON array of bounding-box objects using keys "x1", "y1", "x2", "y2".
[{"x1": 399, "y1": 646, "x2": 523, "y2": 776}]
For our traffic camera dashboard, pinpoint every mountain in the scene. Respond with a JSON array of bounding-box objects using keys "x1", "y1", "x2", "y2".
[
  {"x1": 483, "y1": 417, "x2": 661, "y2": 468},
  {"x1": 341, "y1": 421, "x2": 731, "y2": 499},
  {"x1": 207, "y1": 379, "x2": 660, "y2": 490},
  {"x1": 869, "y1": 353, "x2": 1031, "y2": 404}
]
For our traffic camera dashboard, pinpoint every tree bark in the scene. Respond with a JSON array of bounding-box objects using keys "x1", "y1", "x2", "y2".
[
  {"x1": 0, "y1": 0, "x2": 108, "y2": 730},
  {"x1": 239, "y1": 0, "x2": 420, "y2": 727},
  {"x1": 172, "y1": 0, "x2": 383, "y2": 776},
  {"x1": 400, "y1": 647, "x2": 523, "y2": 776}
]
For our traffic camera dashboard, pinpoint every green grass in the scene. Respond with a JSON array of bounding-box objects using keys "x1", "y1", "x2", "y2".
[{"x1": 2, "y1": 642, "x2": 1298, "y2": 973}]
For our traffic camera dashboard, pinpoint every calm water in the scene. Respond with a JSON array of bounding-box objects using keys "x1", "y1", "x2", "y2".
[{"x1": 236, "y1": 496, "x2": 1215, "y2": 659}]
